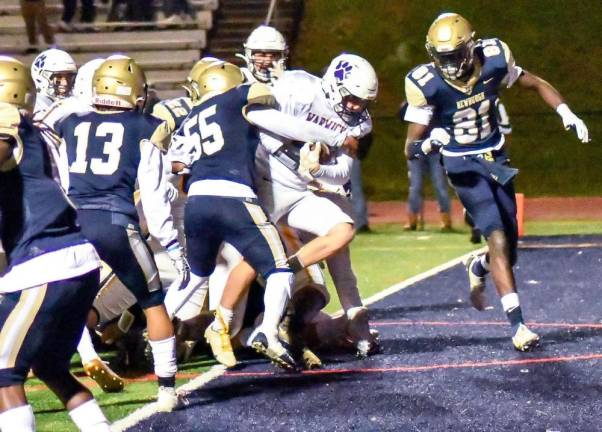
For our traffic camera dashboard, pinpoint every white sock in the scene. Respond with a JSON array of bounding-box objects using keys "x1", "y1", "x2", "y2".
[
  {"x1": 500, "y1": 292, "x2": 520, "y2": 313},
  {"x1": 0, "y1": 405, "x2": 35, "y2": 432},
  {"x1": 480, "y1": 254, "x2": 490, "y2": 272},
  {"x1": 212, "y1": 306, "x2": 234, "y2": 331},
  {"x1": 148, "y1": 336, "x2": 177, "y2": 379},
  {"x1": 258, "y1": 272, "x2": 292, "y2": 342},
  {"x1": 68, "y1": 399, "x2": 110, "y2": 432},
  {"x1": 77, "y1": 327, "x2": 100, "y2": 365}
]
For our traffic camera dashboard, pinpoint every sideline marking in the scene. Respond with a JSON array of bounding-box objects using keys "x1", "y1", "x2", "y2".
[
  {"x1": 518, "y1": 242, "x2": 602, "y2": 249},
  {"x1": 223, "y1": 353, "x2": 602, "y2": 378},
  {"x1": 371, "y1": 320, "x2": 602, "y2": 329},
  {"x1": 105, "y1": 248, "x2": 487, "y2": 427},
  {"x1": 110, "y1": 364, "x2": 226, "y2": 432}
]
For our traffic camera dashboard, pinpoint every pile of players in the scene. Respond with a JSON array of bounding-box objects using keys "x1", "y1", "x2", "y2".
[{"x1": 0, "y1": 12, "x2": 590, "y2": 431}]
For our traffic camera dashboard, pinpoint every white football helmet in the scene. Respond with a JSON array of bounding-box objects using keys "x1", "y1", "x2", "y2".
[
  {"x1": 242, "y1": 25, "x2": 288, "y2": 83},
  {"x1": 31, "y1": 48, "x2": 77, "y2": 99},
  {"x1": 321, "y1": 53, "x2": 378, "y2": 125},
  {"x1": 73, "y1": 58, "x2": 105, "y2": 105}
]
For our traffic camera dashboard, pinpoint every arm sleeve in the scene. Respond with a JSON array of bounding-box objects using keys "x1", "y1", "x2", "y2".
[
  {"x1": 246, "y1": 107, "x2": 345, "y2": 147},
  {"x1": 404, "y1": 77, "x2": 434, "y2": 125},
  {"x1": 312, "y1": 150, "x2": 353, "y2": 185},
  {"x1": 499, "y1": 40, "x2": 523, "y2": 88},
  {"x1": 137, "y1": 140, "x2": 179, "y2": 249}
]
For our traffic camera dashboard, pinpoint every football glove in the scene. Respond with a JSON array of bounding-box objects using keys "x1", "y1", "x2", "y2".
[
  {"x1": 298, "y1": 142, "x2": 328, "y2": 181},
  {"x1": 167, "y1": 244, "x2": 191, "y2": 290},
  {"x1": 556, "y1": 103, "x2": 590, "y2": 143}
]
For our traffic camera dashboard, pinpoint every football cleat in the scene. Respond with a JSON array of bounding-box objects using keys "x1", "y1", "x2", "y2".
[
  {"x1": 251, "y1": 331, "x2": 298, "y2": 371},
  {"x1": 278, "y1": 306, "x2": 323, "y2": 370},
  {"x1": 512, "y1": 324, "x2": 540, "y2": 352},
  {"x1": 83, "y1": 358, "x2": 124, "y2": 393},
  {"x1": 301, "y1": 347, "x2": 322, "y2": 370},
  {"x1": 204, "y1": 325, "x2": 237, "y2": 368},
  {"x1": 156, "y1": 386, "x2": 187, "y2": 412},
  {"x1": 465, "y1": 254, "x2": 487, "y2": 311}
]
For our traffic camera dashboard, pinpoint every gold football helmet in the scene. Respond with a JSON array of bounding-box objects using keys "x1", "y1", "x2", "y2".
[
  {"x1": 184, "y1": 57, "x2": 220, "y2": 102},
  {"x1": 92, "y1": 57, "x2": 147, "y2": 109},
  {"x1": 0, "y1": 56, "x2": 35, "y2": 111},
  {"x1": 195, "y1": 62, "x2": 244, "y2": 103},
  {"x1": 426, "y1": 13, "x2": 475, "y2": 80}
]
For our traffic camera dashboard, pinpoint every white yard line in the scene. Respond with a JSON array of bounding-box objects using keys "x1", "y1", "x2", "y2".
[
  {"x1": 110, "y1": 364, "x2": 227, "y2": 432},
  {"x1": 110, "y1": 247, "x2": 487, "y2": 430}
]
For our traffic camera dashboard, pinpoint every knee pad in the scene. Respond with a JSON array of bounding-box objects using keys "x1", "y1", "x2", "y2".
[{"x1": 93, "y1": 279, "x2": 137, "y2": 325}]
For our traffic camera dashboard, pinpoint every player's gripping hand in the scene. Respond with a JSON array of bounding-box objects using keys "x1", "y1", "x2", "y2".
[
  {"x1": 167, "y1": 244, "x2": 191, "y2": 290},
  {"x1": 299, "y1": 141, "x2": 329, "y2": 181},
  {"x1": 556, "y1": 103, "x2": 590, "y2": 143}
]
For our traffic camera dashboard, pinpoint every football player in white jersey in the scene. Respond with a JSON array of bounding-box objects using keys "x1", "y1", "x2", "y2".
[
  {"x1": 239, "y1": 25, "x2": 288, "y2": 85},
  {"x1": 30, "y1": 49, "x2": 77, "y2": 183},
  {"x1": 211, "y1": 53, "x2": 380, "y2": 361},
  {"x1": 263, "y1": 53, "x2": 380, "y2": 357},
  {"x1": 31, "y1": 49, "x2": 77, "y2": 119}
]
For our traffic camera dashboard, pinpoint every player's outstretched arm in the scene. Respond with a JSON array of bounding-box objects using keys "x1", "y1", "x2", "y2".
[{"x1": 517, "y1": 71, "x2": 590, "y2": 143}]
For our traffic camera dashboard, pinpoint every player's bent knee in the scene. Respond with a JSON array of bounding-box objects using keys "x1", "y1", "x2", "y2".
[{"x1": 327, "y1": 223, "x2": 355, "y2": 247}]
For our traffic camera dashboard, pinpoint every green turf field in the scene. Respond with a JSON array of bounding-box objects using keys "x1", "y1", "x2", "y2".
[
  {"x1": 293, "y1": 1, "x2": 602, "y2": 200},
  {"x1": 30, "y1": 221, "x2": 602, "y2": 431}
]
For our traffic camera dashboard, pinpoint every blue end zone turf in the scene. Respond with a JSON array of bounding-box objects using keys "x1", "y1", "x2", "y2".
[{"x1": 127, "y1": 235, "x2": 602, "y2": 431}]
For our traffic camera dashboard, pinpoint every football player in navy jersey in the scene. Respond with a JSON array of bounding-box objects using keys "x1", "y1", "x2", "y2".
[
  {"x1": 403, "y1": 13, "x2": 590, "y2": 351},
  {"x1": 170, "y1": 62, "x2": 298, "y2": 370},
  {"x1": 57, "y1": 57, "x2": 188, "y2": 410},
  {"x1": 0, "y1": 57, "x2": 109, "y2": 432}
]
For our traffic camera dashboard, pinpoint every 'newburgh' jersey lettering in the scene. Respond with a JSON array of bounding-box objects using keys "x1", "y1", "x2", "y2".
[{"x1": 406, "y1": 38, "x2": 512, "y2": 154}]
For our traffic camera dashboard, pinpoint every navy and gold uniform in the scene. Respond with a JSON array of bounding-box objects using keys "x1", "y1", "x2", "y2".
[
  {"x1": 405, "y1": 38, "x2": 516, "y2": 155},
  {"x1": 58, "y1": 109, "x2": 179, "y2": 309},
  {"x1": 405, "y1": 38, "x2": 522, "y2": 249},
  {"x1": 172, "y1": 81, "x2": 290, "y2": 279},
  {"x1": 152, "y1": 96, "x2": 193, "y2": 132},
  {"x1": 0, "y1": 102, "x2": 100, "y2": 387}
]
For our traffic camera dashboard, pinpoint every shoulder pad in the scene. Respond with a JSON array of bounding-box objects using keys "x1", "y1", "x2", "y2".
[
  {"x1": 151, "y1": 102, "x2": 176, "y2": 131},
  {"x1": 273, "y1": 70, "x2": 317, "y2": 106},
  {"x1": 477, "y1": 38, "x2": 510, "y2": 66},
  {"x1": 246, "y1": 82, "x2": 276, "y2": 106},
  {"x1": 405, "y1": 64, "x2": 438, "y2": 106},
  {"x1": 148, "y1": 117, "x2": 173, "y2": 152}
]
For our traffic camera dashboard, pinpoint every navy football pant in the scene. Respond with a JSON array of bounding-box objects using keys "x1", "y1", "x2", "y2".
[
  {"x1": 185, "y1": 196, "x2": 290, "y2": 278},
  {"x1": 448, "y1": 171, "x2": 518, "y2": 261},
  {"x1": 77, "y1": 209, "x2": 164, "y2": 309},
  {"x1": 0, "y1": 269, "x2": 99, "y2": 387}
]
